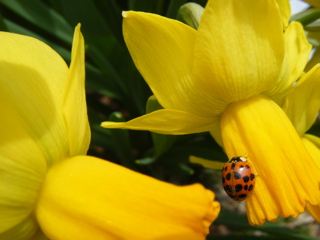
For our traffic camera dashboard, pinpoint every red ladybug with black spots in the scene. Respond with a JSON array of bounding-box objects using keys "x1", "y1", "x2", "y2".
[{"x1": 222, "y1": 156, "x2": 255, "y2": 201}]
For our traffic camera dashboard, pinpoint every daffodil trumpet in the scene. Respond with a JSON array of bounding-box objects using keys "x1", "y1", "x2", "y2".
[{"x1": 283, "y1": 63, "x2": 320, "y2": 223}]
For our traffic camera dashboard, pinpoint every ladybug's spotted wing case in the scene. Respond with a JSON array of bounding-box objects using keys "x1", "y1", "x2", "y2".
[{"x1": 222, "y1": 157, "x2": 255, "y2": 201}]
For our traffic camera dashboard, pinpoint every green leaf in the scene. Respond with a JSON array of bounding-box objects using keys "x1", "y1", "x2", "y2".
[
  {"x1": 307, "y1": 121, "x2": 320, "y2": 136},
  {"x1": 135, "y1": 157, "x2": 155, "y2": 165},
  {"x1": 128, "y1": 0, "x2": 167, "y2": 15},
  {"x1": 291, "y1": 8, "x2": 320, "y2": 26},
  {"x1": 216, "y1": 211, "x2": 317, "y2": 240},
  {"x1": 0, "y1": 13, "x2": 8, "y2": 31},
  {"x1": 0, "y1": 0, "x2": 73, "y2": 43},
  {"x1": 108, "y1": 112, "x2": 137, "y2": 170},
  {"x1": 91, "y1": 0, "x2": 123, "y2": 41},
  {"x1": 178, "y1": 163, "x2": 194, "y2": 175},
  {"x1": 85, "y1": 44, "x2": 127, "y2": 98},
  {"x1": 166, "y1": 0, "x2": 188, "y2": 18},
  {"x1": 208, "y1": 236, "x2": 293, "y2": 240},
  {"x1": 305, "y1": 19, "x2": 320, "y2": 31},
  {"x1": 161, "y1": 144, "x2": 227, "y2": 164},
  {"x1": 146, "y1": 96, "x2": 177, "y2": 157}
]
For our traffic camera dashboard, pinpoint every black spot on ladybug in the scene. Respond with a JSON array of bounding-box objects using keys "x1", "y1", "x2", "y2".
[
  {"x1": 228, "y1": 194, "x2": 236, "y2": 199},
  {"x1": 234, "y1": 172, "x2": 241, "y2": 179},
  {"x1": 231, "y1": 163, "x2": 236, "y2": 169},
  {"x1": 226, "y1": 173, "x2": 231, "y2": 180},
  {"x1": 245, "y1": 165, "x2": 250, "y2": 169},
  {"x1": 250, "y1": 173, "x2": 255, "y2": 180},
  {"x1": 235, "y1": 184, "x2": 243, "y2": 192},
  {"x1": 224, "y1": 166, "x2": 228, "y2": 171},
  {"x1": 238, "y1": 194, "x2": 247, "y2": 199},
  {"x1": 239, "y1": 165, "x2": 244, "y2": 168},
  {"x1": 243, "y1": 176, "x2": 249, "y2": 183},
  {"x1": 243, "y1": 185, "x2": 248, "y2": 190},
  {"x1": 226, "y1": 185, "x2": 233, "y2": 192},
  {"x1": 222, "y1": 177, "x2": 225, "y2": 183},
  {"x1": 248, "y1": 184, "x2": 254, "y2": 191}
]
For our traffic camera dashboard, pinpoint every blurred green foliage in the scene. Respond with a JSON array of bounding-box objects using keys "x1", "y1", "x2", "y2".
[{"x1": 0, "y1": 0, "x2": 319, "y2": 238}]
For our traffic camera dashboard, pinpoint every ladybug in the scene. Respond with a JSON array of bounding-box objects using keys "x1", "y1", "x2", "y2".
[{"x1": 222, "y1": 156, "x2": 255, "y2": 201}]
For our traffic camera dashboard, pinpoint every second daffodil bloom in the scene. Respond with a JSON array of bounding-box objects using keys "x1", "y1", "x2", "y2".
[
  {"x1": 0, "y1": 25, "x2": 220, "y2": 239},
  {"x1": 284, "y1": 64, "x2": 320, "y2": 222},
  {"x1": 102, "y1": 0, "x2": 320, "y2": 225}
]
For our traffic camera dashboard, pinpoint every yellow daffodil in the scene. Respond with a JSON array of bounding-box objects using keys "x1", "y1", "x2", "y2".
[
  {"x1": 102, "y1": 0, "x2": 320, "y2": 225},
  {"x1": 0, "y1": 25, "x2": 220, "y2": 239},
  {"x1": 284, "y1": 64, "x2": 320, "y2": 223}
]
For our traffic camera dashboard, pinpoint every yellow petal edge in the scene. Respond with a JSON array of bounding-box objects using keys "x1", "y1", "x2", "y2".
[{"x1": 36, "y1": 156, "x2": 220, "y2": 240}]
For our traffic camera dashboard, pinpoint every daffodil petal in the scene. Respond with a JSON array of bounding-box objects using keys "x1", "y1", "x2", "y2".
[
  {"x1": 0, "y1": 32, "x2": 68, "y2": 107},
  {"x1": 220, "y1": 95, "x2": 320, "y2": 225},
  {"x1": 0, "y1": 99, "x2": 47, "y2": 237},
  {"x1": 0, "y1": 31, "x2": 69, "y2": 164},
  {"x1": 0, "y1": 216, "x2": 46, "y2": 240},
  {"x1": 266, "y1": 21, "x2": 312, "y2": 101},
  {"x1": 302, "y1": 135, "x2": 320, "y2": 223},
  {"x1": 276, "y1": 0, "x2": 291, "y2": 27},
  {"x1": 209, "y1": 127, "x2": 223, "y2": 147},
  {"x1": 63, "y1": 24, "x2": 90, "y2": 156},
  {"x1": 304, "y1": 133, "x2": 320, "y2": 149},
  {"x1": 283, "y1": 21, "x2": 311, "y2": 85},
  {"x1": 302, "y1": 134, "x2": 320, "y2": 168},
  {"x1": 285, "y1": 64, "x2": 320, "y2": 135},
  {"x1": 0, "y1": 32, "x2": 71, "y2": 237},
  {"x1": 101, "y1": 109, "x2": 218, "y2": 135},
  {"x1": 122, "y1": 11, "x2": 227, "y2": 117},
  {"x1": 306, "y1": 204, "x2": 320, "y2": 222},
  {"x1": 36, "y1": 156, "x2": 220, "y2": 240},
  {"x1": 194, "y1": 0, "x2": 284, "y2": 102},
  {"x1": 0, "y1": 152, "x2": 44, "y2": 235}
]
